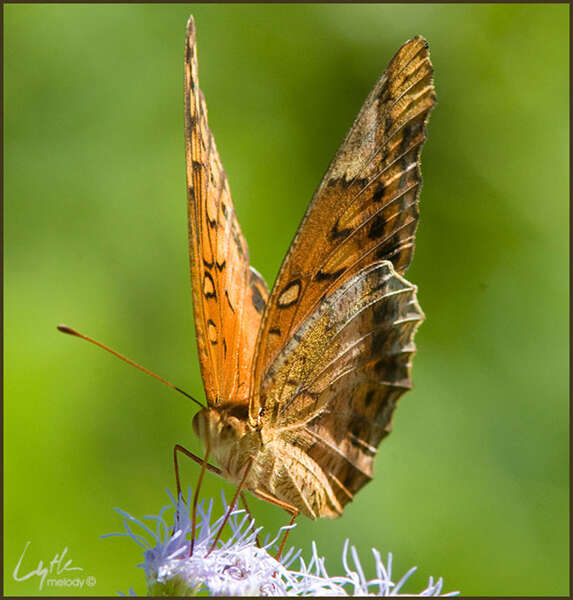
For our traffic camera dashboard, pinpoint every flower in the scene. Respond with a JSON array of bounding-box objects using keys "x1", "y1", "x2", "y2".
[{"x1": 105, "y1": 490, "x2": 459, "y2": 596}]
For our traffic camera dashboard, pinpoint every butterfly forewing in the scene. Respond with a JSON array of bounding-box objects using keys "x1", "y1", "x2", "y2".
[
  {"x1": 185, "y1": 18, "x2": 269, "y2": 408},
  {"x1": 250, "y1": 36, "x2": 435, "y2": 423}
]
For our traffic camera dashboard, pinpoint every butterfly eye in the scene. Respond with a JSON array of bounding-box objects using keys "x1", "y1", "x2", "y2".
[
  {"x1": 192, "y1": 409, "x2": 211, "y2": 440},
  {"x1": 192, "y1": 411, "x2": 202, "y2": 437},
  {"x1": 221, "y1": 416, "x2": 243, "y2": 438}
]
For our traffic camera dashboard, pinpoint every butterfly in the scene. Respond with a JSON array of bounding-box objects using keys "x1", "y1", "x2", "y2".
[{"x1": 185, "y1": 16, "x2": 436, "y2": 522}]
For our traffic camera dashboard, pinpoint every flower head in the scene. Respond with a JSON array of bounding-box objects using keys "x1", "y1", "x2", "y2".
[{"x1": 105, "y1": 490, "x2": 459, "y2": 596}]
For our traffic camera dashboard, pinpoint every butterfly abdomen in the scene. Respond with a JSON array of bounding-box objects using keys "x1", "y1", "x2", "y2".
[{"x1": 250, "y1": 437, "x2": 344, "y2": 519}]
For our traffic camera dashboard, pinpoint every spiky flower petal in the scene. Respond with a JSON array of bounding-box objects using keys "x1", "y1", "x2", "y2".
[{"x1": 105, "y1": 490, "x2": 458, "y2": 596}]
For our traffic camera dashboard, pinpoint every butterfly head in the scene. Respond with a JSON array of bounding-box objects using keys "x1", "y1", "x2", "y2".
[{"x1": 192, "y1": 405, "x2": 250, "y2": 452}]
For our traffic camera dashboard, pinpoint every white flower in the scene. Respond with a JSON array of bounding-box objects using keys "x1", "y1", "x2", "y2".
[{"x1": 105, "y1": 490, "x2": 459, "y2": 596}]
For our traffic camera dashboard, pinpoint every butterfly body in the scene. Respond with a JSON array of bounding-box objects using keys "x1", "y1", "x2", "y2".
[
  {"x1": 193, "y1": 405, "x2": 345, "y2": 519},
  {"x1": 185, "y1": 17, "x2": 435, "y2": 520},
  {"x1": 192, "y1": 406, "x2": 259, "y2": 484}
]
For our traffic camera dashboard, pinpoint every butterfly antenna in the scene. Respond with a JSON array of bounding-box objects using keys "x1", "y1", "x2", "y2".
[{"x1": 57, "y1": 324, "x2": 206, "y2": 409}]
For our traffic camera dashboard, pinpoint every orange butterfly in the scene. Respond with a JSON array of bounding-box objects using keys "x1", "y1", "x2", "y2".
[{"x1": 184, "y1": 14, "x2": 436, "y2": 527}]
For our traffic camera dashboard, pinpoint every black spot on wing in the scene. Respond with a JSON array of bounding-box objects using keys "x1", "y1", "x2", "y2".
[
  {"x1": 248, "y1": 269, "x2": 268, "y2": 314},
  {"x1": 368, "y1": 214, "x2": 386, "y2": 240},
  {"x1": 251, "y1": 284, "x2": 266, "y2": 314},
  {"x1": 314, "y1": 268, "x2": 345, "y2": 282},
  {"x1": 374, "y1": 231, "x2": 405, "y2": 262},
  {"x1": 371, "y1": 330, "x2": 388, "y2": 350},
  {"x1": 225, "y1": 289, "x2": 235, "y2": 314},
  {"x1": 232, "y1": 230, "x2": 245, "y2": 258},
  {"x1": 329, "y1": 218, "x2": 353, "y2": 241},
  {"x1": 372, "y1": 182, "x2": 385, "y2": 202}
]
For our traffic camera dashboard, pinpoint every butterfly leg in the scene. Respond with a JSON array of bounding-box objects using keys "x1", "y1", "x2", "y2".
[
  {"x1": 173, "y1": 443, "x2": 222, "y2": 498},
  {"x1": 190, "y1": 444, "x2": 211, "y2": 556},
  {"x1": 252, "y1": 488, "x2": 299, "y2": 560},
  {"x1": 240, "y1": 491, "x2": 261, "y2": 547},
  {"x1": 207, "y1": 455, "x2": 255, "y2": 555},
  {"x1": 173, "y1": 443, "x2": 222, "y2": 555}
]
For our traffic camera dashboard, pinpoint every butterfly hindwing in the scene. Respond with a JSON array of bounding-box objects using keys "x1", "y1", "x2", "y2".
[
  {"x1": 256, "y1": 262, "x2": 423, "y2": 517},
  {"x1": 250, "y1": 36, "x2": 435, "y2": 425},
  {"x1": 185, "y1": 17, "x2": 269, "y2": 408}
]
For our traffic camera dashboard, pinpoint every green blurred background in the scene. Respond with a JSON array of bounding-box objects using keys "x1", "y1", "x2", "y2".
[{"x1": 4, "y1": 3, "x2": 569, "y2": 596}]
